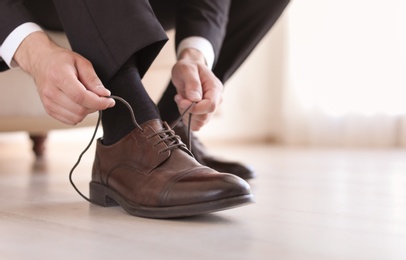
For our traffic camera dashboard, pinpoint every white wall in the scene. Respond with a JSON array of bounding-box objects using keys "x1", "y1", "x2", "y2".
[{"x1": 280, "y1": 0, "x2": 406, "y2": 146}]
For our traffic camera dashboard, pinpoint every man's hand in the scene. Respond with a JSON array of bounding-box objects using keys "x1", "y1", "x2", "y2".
[
  {"x1": 14, "y1": 31, "x2": 115, "y2": 125},
  {"x1": 171, "y1": 48, "x2": 223, "y2": 131}
]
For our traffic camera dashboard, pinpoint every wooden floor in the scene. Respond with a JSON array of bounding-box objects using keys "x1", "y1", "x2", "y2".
[{"x1": 1, "y1": 131, "x2": 406, "y2": 260}]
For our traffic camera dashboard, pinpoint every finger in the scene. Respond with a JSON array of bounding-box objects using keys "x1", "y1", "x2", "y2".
[
  {"x1": 184, "y1": 79, "x2": 203, "y2": 102},
  {"x1": 175, "y1": 99, "x2": 212, "y2": 131},
  {"x1": 175, "y1": 89, "x2": 222, "y2": 115},
  {"x1": 174, "y1": 94, "x2": 196, "y2": 116},
  {"x1": 188, "y1": 114, "x2": 212, "y2": 131},
  {"x1": 194, "y1": 87, "x2": 223, "y2": 114},
  {"x1": 75, "y1": 57, "x2": 112, "y2": 98},
  {"x1": 42, "y1": 87, "x2": 96, "y2": 123},
  {"x1": 173, "y1": 65, "x2": 203, "y2": 102},
  {"x1": 58, "y1": 68, "x2": 115, "y2": 111},
  {"x1": 45, "y1": 98, "x2": 89, "y2": 125}
]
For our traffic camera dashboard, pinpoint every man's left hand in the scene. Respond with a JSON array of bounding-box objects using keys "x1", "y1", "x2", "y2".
[{"x1": 171, "y1": 48, "x2": 223, "y2": 131}]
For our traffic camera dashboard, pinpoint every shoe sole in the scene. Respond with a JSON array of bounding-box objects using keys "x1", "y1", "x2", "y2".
[{"x1": 89, "y1": 181, "x2": 254, "y2": 219}]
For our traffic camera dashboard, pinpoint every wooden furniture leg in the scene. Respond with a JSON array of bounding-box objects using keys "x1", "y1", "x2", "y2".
[{"x1": 29, "y1": 134, "x2": 48, "y2": 157}]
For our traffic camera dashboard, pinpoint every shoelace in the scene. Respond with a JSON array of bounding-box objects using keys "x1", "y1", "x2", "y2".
[
  {"x1": 69, "y1": 95, "x2": 196, "y2": 202},
  {"x1": 148, "y1": 126, "x2": 185, "y2": 154}
]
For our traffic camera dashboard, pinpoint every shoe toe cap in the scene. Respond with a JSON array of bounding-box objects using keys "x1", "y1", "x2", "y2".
[{"x1": 162, "y1": 171, "x2": 252, "y2": 207}]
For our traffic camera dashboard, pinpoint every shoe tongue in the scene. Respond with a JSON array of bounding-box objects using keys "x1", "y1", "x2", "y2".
[
  {"x1": 143, "y1": 120, "x2": 172, "y2": 142},
  {"x1": 141, "y1": 119, "x2": 164, "y2": 130},
  {"x1": 142, "y1": 119, "x2": 182, "y2": 148}
]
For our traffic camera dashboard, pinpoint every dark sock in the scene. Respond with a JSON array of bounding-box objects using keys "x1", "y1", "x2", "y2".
[
  {"x1": 102, "y1": 56, "x2": 159, "y2": 145},
  {"x1": 157, "y1": 81, "x2": 181, "y2": 123}
]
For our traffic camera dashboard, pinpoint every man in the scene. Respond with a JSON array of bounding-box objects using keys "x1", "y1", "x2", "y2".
[{"x1": 0, "y1": 0, "x2": 289, "y2": 218}]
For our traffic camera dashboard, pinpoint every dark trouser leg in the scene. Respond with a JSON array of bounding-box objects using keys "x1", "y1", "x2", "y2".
[
  {"x1": 157, "y1": 0, "x2": 290, "y2": 122},
  {"x1": 46, "y1": 0, "x2": 168, "y2": 144},
  {"x1": 214, "y1": 0, "x2": 290, "y2": 82},
  {"x1": 52, "y1": 0, "x2": 168, "y2": 82}
]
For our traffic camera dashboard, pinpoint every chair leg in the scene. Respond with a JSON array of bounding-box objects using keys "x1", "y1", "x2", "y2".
[{"x1": 29, "y1": 134, "x2": 48, "y2": 157}]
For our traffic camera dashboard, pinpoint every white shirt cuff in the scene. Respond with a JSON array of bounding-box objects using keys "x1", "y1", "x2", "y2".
[
  {"x1": 0, "y1": 22, "x2": 43, "y2": 69},
  {"x1": 177, "y1": 36, "x2": 215, "y2": 70}
]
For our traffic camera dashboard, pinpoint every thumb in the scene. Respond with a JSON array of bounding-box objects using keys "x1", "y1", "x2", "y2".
[
  {"x1": 181, "y1": 77, "x2": 203, "y2": 102},
  {"x1": 76, "y1": 57, "x2": 111, "y2": 97}
]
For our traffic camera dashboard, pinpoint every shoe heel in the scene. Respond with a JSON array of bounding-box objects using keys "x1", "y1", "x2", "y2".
[{"x1": 89, "y1": 181, "x2": 118, "y2": 207}]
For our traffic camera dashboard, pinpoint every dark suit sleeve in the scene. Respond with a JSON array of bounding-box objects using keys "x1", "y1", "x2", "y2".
[
  {"x1": 0, "y1": 0, "x2": 35, "y2": 71},
  {"x1": 175, "y1": 0, "x2": 231, "y2": 63}
]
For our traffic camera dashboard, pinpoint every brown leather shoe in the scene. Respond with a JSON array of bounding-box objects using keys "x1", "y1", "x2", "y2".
[
  {"x1": 90, "y1": 119, "x2": 253, "y2": 218},
  {"x1": 172, "y1": 121, "x2": 256, "y2": 180}
]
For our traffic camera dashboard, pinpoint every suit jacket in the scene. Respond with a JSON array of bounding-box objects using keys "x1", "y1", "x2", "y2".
[
  {"x1": 0, "y1": 0, "x2": 32, "y2": 71},
  {"x1": 0, "y1": 0, "x2": 231, "y2": 79}
]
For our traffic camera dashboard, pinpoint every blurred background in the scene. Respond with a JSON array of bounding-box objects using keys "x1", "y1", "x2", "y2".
[{"x1": 184, "y1": 0, "x2": 406, "y2": 147}]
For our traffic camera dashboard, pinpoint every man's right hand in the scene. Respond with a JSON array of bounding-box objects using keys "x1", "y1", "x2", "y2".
[{"x1": 13, "y1": 31, "x2": 115, "y2": 125}]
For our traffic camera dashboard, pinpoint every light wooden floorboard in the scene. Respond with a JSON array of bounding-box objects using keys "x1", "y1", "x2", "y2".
[{"x1": 1, "y1": 132, "x2": 406, "y2": 260}]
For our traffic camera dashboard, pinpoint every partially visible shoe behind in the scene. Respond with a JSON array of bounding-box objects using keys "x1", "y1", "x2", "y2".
[
  {"x1": 172, "y1": 121, "x2": 256, "y2": 180},
  {"x1": 90, "y1": 119, "x2": 254, "y2": 219}
]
